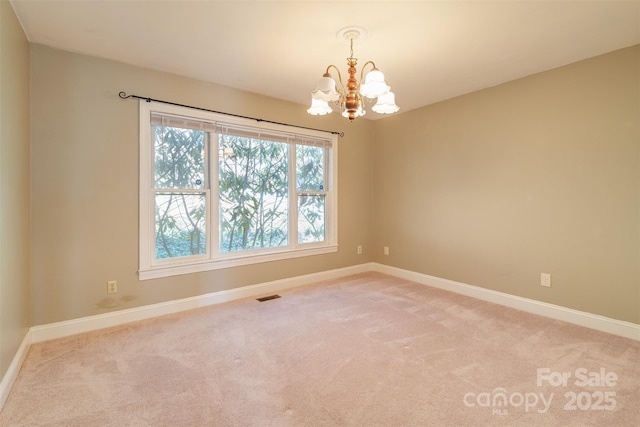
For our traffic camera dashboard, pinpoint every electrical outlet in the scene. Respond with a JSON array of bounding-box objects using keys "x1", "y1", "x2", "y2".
[
  {"x1": 384, "y1": 246, "x2": 389, "y2": 256},
  {"x1": 357, "y1": 245, "x2": 363, "y2": 255},
  {"x1": 541, "y1": 273, "x2": 551, "y2": 288},
  {"x1": 107, "y1": 280, "x2": 118, "y2": 294}
]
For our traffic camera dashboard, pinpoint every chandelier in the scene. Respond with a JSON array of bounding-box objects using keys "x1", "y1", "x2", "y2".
[{"x1": 307, "y1": 27, "x2": 399, "y2": 121}]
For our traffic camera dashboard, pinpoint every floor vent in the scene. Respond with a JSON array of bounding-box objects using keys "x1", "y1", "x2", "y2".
[{"x1": 257, "y1": 294, "x2": 281, "y2": 302}]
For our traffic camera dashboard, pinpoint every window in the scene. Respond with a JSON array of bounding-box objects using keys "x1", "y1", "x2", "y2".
[{"x1": 139, "y1": 101, "x2": 338, "y2": 279}]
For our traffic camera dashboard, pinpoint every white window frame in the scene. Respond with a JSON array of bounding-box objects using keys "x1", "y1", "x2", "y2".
[{"x1": 139, "y1": 101, "x2": 338, "y2": 280}]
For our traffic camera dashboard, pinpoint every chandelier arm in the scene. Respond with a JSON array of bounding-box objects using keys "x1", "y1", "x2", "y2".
[
  {"x1": 358, "y1": 60, "x2": 378, "y2": 90},
  {"x1": 325, "y1": 64, "x2": 347, "y2": 97},
  {"x1": 357, "y1": 93, "x2": 366, "y2": 114}
]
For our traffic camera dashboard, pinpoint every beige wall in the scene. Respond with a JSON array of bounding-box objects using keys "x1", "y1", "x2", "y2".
[
  {"x1": 373, "y1": 45, "x2": 640, "y2": 324},
  {"x1": 0, "y1": 1, "x2": 31, "y2": 379},
  {"x1": 21, "y1": 39, "x2": 640, "y2": 328},
  {"x1": 30, "y1": 44, "x2": 374, "y2": 325}
]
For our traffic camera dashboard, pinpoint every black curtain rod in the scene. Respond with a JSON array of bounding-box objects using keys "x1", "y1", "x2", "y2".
[{"x1": 118, "y1": 91, "x2": 344, "y2": 137}]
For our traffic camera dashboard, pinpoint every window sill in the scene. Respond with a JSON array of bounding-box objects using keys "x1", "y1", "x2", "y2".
[{"x1": 139, "y1": 244, "x2": 338, "y2": 280}]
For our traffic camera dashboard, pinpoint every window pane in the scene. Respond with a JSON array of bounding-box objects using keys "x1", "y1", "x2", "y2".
[
  {"x1": 154, "y1": 126, "x2": 205, "y2": 189},
  {"x1": 218, "y1": 135, "x2": 289, "y2": 252},
  {"x1": 155, "y1": 193, "x2": 207, "y2": 259},
  {"x1": 298, "y1": 195, "x2": 325, "y2": 244},
  {"x1": 296, "y1": 145, "x2": 325, "y2": 191}
]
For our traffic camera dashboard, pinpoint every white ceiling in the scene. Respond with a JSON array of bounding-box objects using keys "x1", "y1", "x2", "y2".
[{"x1": 10, "y1": 0, "x2": 640, "y2": 119}]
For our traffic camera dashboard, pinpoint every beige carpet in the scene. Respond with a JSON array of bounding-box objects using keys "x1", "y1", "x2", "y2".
[{"x1": 1, "y1": 272, "x2": 639, "y2": 426}]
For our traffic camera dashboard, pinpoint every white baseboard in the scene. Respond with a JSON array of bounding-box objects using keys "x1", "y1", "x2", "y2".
[
  {"x1": 0, "y1": 330, "x2": 32, "y2": 410},
  {"x1": 2, "y1": 281, "x2": 633, "y2": 416},
  {"x1": 372, "y1": 263, "x2": 640, "y2": 341},
  {"x1": 2, "y1": 261, "x2": 639, "y2": 413},
  {"x1": 30, "y1": 263, "x2": 373, "y2": 343}
]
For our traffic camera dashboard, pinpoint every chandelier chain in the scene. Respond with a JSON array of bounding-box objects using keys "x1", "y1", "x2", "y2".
[{"x1": 349, "y1": 38, "x2": 355, "y2": 61}]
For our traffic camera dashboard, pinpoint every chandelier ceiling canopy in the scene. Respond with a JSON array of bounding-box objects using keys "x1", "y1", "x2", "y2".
[{"x1": 307, "y1": 27, "x2": 399, "y2": 121}]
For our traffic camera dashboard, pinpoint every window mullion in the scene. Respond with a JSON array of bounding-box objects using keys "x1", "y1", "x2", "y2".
[
  {"x1": 204, "y1": 132, "x2": 218, "y2": 259},
  {"x1": 324, "y1": 146, "x2": 331, "y2": 241},
  {"x1": 209, "y1": 133, "x2": 220, "y2": 257},
  {"x1": 146, "y1": 123, "x2": 156, "y2": 271},
  {"x1": 297, "y1": 191, "x2": 326, "y2": 196},
  {"x1": 289, "y1": 143, "x2": 298, "y2": 248},
  {"x1": 154, "y1": 188, "x2": 208, "y2": 194},
  {"x1": 328, "y1": 144, "x2": 337, "y2": 243}
]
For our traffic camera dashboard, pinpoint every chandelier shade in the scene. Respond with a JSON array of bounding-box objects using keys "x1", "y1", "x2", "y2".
[
  {"x1": 371, "y1": 91, "x2": 399, "y2": 114},
  {"x1": 359, "y1": 69, "x2": 390, "y2": 99},
  {"x1": 311, "y1": 75, "x2": 340, "y2": 102},
  {"x1": 307, "y1": 97, "x2": 333, "y2": 116},
  {"x1": 308, "y1": 27, "x2": 399, "y2": 121},
  {"x1": 341, "y1": 103, "x2": 366, "y2": 119}
]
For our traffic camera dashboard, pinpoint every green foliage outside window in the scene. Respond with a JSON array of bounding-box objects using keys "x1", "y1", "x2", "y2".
[
  {"x1": 218, "y1": 135, "x2": 289, "y2": 252},
  {"x1": 153, "y1": 123, "x2": 328, "y2": 260},
  {"x1": 296, "y1": 145, "x2": 326, "y2": 243},
  {"x1": 154, "y1": 126, "x2": 207, "y2": 259}
]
